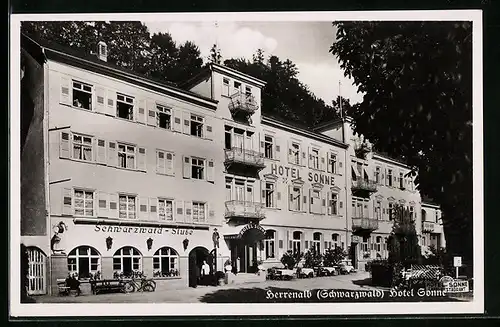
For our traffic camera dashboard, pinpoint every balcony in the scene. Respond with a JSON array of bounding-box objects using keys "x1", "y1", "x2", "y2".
[
  {"x1": 351, "y1": 179, "x2": 378, "y2": 197},
  {"x1": 224, "y1": 148, "x2": 265, "y2": 174},
  {"x1": 228, "y1": 92, "x2": 259, "y2": 117},
  {"x1": 225, "y1": 200, "x2": 265, "y2": 221},
  {"x1": 422, "y1": 221, "x2": 436, "y2": 233},
  {"x1": 352, "y1": 217, "x2": 379, "y2": 235}
]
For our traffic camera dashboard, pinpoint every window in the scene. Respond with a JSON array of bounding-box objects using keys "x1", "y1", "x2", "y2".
[
  {"x1": 233, "y1": 81, "x2": 241, "y2": 94},
  {"x1": 292, "y1": 231, "x2": 302, "y2": 253},
  {"x1": 72, "y1": 81, "x2": 92, "y2": 110},
  {"x1": 156, "y1": 151, "x2": 174, "y2": 175},
  {"x1": 399, "y1": 172, "x2": 404, "y2": 188},
  {"x1": 116, "y1": 93, "x2": 134, "y2": 120},
  {"x1": 329, "y1": 193, "x2": 338, "y2": 215},
  {"x1": 192, "y1": 202, "x2": 206, "y2": 222},
  {"x1": 264, "y1": 230, "x2": 276, "y2": 259},
  {"x1": 191, "y1": 158, "x2": 205, "y2": 179},
  {"x1": 387, "y1": 169, "x2": 393, "y2": 186},
  {"x1": 312, "y1": 232, "x2": 321, "y2": 253},
  {"x1": 72, "y1": 134, "x2": 93, "y2": 161},
  {"x1": 225, "y1": 179, "x2": 232, "y2": 201},
  {"x1": 74, "y1": 189, "x2": 94, "y2": 216},
  {"x1": 332, "y1": 234, "x2": 340, "y2": 248},
  {"x1": 291, "y1": 186, "x2": 301, "y2": 211},
  {"x1": 190, "y1": 114, "x2": 204, "y2": 138},
  {"x1": 156, "y1": 104, "x2": 171, "y2": 130},
  {"x1": 422, "y1": 209, "x2": 427, "y2": 222},
  {"x1": 375, "y1": 201, "x2": 382, "y2": 220},
  {"x1": 375, "y1": 167, "x2": 381, "y2": 184},
  {"x1": 158, "y1": 199, "x2": 173, "y2": 221},
  {"x1": 388, "y1": 202, "x2": 394, "y2": 220},
  {"x1": 153, "y1": 247, "x2": 179, "y2": 277},
  {"x1": 264, "y1": 182, "x2": 275, "y2": 208},
  {"x1": 361, "y1": 236, "x2": 369, "y2": 252},
  {"x1": 291, "y1": 142, "x2": 300, "y2": 164},
  {"x1": 264, "y1": 136, "x2": 274, "y2": 159},
  {"x1": 352, "y1": 198, "x2": 364, "y2": 218},
  {"x1": 409, "y1": 206, "x2": 415, "y2": 220},
  {"x1": 245, "y1": 86, "x2": 252, "y2": 97},
  {"x1": 376, "y1": 236, "x2": 382, "y2": 252},
  {"x1": 223, "y1": 77, "x2": 230, "y2": 96},
  {"x1": 119, "y1": 195, "x2": 136, "y2": 219},
  {"x1": 311, "y1": 148, "x2": 320, "y2": 169},
  {"x1": 67, "y1": 246, "x2": 100, "y2": 279},
  {"x1": 329, "y1": 153, "x2": 337, "y2": 173},
  {"x1": 310, "y1": 190, "x2": 321, "y2": 213},
  {"x1": 118, "y1": 143, "x2": 136, "y2": 169},
  {"x1": 113, "y1": 246, "x2": 142, "y2": 277},
  {"x1": 225, "y1": 128, "x2": 232, "y2": 150},
  {"x1": 435, "y1": 211, "x2": 439, "y2": 223}
]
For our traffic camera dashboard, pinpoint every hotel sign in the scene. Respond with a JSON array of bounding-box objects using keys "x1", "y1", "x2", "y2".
[
  {"x1": 94, "y1": 224, "x2": 194, "y2": 236},
  {"x1": 270, "y1": 163, "x2": 335, "y2": 186}
]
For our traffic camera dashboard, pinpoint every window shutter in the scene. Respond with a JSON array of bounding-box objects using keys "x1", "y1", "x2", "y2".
[
  {"x1": 172, "y1": 110, "x2": 182, "y2": 132},
  {"x1": 182, "y1": 112, "x2": 190, "y2": 134},
  {"x1": 96, "y1": 139, "x2": 106, "y2": 165},
  {"x1": 273, "y1": 137, "x2": 278, "y2": 159},
  {"x1": 95, "y1": 87, "x2": 106, "y2": 114},
  {"x1": 60, "y1": 131, "x2": 70, "y2": 159},
  {"x1": 321, "y1": 192, "x2": 326, "y2": 215},
  {"x1": 287, "y1": 141, "x2": 292, "y2": 163},
  {"x1": 287, "y1": 231, "x2": 291, "y2": 250},
  {"x1": 137, "y1": 147, "x2": 147, "y2": 171},
  {"x1": 339, "y1": 201, "x2": 343, "y2": 209},
  {"x1": 309, "y1": 189, "x2": 313, "y2": 213},
  {"x1": 205, "y1": 117, "x2": 213, "y2": 140},
  {"x1": 146, "y1": 100, "x2": 156, "y2": 126},
  {"x1": 327, "y1": 191, "x2": 332, "y2": 215},
  {"x1": 107, "y1": 141, "x2": 117, "y2": 166},
  {"x1": 97, "y1": 192, "x2": 109, "y2": 217},
  {"x1": 137, "y1": 99, "x2": 146, "y2": 124},
  {"x1": 308, "y1": 147, "x2": 312, "y2": 168},
  {"x1": 326, "y1": 152, "x2": 332, "y2": 173},
  {"x1": 109, "y1": 193, "x2": 119, "y2": 218},
  {"x1": 207, "y1": 159, "x2": 215, "y2": 182},
  {"x1": 184, "y1": 201, "x2": 193, "y2": 223},
  {"x1": 139, "y1": 197, "x2": 149, "y2": 220},
  {"x1": 62, "y1": 188, "x2": 73, "y2": 215},
  {"x1": 175, "y1": 200, "x2": 184, "y2": 223},
  {"x1": 149, "y1": 198, "x2": 157, "y2": 220},
  {"x1": 301, "y1": 151, "x2": 306, "y2": 165},
  {"x1": 60, "y1": 76, "x2": 71, "y2": 105},
  {"x1": 288, "y1": 185, "x2": 293, "y2": 211},
  {"x1": 305, "y1": 240, "x2": 309, "y2": 250},
  {"x1": 320, "y1": 153, "x2": 326, "y2": 171},
  {"x1": 106, "y1": 90, "x2": 115, "y2": 116},
  {"x1": 182, "y1": 156, "x2": 191, "y2": 179},
  {"x1": 166, "y1": 153, "x2": 174, "y2": 176},
  {"x1": 260, "y1": 133, "x2": 265, "y2": 153},
  {"x1": 157, "y1": 151, "x2": 165, "y2": 174},
  {"x1": 338, "y1": 159, "x2": 343, "y2": 174}
]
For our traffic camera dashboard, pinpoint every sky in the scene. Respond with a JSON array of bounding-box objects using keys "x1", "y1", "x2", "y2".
[{"x1": 143, "y1": 21, "x2": 364, "y2": 105}]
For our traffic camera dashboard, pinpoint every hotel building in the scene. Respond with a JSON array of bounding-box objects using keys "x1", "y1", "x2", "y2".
[{"x1": 20, "y1": 34, "x2": 445, "y2": 296}]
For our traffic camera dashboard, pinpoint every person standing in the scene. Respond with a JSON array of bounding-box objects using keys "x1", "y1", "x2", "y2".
[{"x1": 200, "y1": 260, "x2": 210, "y2": 285}]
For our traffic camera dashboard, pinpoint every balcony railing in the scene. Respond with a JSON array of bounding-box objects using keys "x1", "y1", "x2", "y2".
[
  {"x1": 351, "y1": 179, "x2": 378, "y2": 195},
  {"x1": 228, "y1": 92, "x2": 259, "y2": 115},
  {"x1": 225, "y1": 200, "x2": 265, "y2": 220},
  {"x1": 224, "y1": 147, "x2": 265, "y2": 169},
  {"x1": 422, "y1": 221, "x2": 436, "y2": 233},
  {"x1": 352, "y1": 217, "x2": 379, "y2": 233}
]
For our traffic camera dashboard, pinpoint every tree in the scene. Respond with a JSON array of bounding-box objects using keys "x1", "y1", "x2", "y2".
[
  {"x1": 280, "y1": 250, "x2": 303, "y2": 270},
  {"x1": 330, "y1": 22, "x2": 472, "y2": 274},
  {"x1": 323, "y1": 247, "x2": 347, "y2": 267},
  {"x1": 303, "y1": 246, "x2": 323, "y2": 268},
  {"x1": 387, "y1": 204, "x2": 422, "y2": 266},
  {"x1": 208, "y1": 44, "x2": 222, "y2": 64}
]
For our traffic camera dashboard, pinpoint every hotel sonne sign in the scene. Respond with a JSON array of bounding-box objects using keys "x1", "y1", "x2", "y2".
[{"x1": 270, "y1": 163, "x2": 336, "y2": 186}]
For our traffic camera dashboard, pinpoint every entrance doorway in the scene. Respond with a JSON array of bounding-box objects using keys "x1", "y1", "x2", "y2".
[
  {"x1": 27, "y1": 247, "x2": 46, "y2": 295},
  {"x1": 229, "y1": 226, "x2": 266, "y2": 273},
  {"x1": 188, "y1": 247, "x2": 209, "y2": 288}
]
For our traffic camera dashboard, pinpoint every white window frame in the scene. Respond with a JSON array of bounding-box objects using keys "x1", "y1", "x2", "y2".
[
  {"x1": 158, "y1": 198, "x2": 174, "y2": 221},
  {"x1": 153, "y1": 247, "x2": 179, "y2": 277},
  {"x1": 73, "y1": 189, "x2": 95, "y2": 217},
  {"x1": 113, "y1": 247, "x2": 142, "y2": 276},
  {"x1": 264, "y1": 182, "x2": 275, "y2": 208},
  {"x1": 72, "y1": 133, "x2": 93, "y2": 162},
  {"x1": 312, "y1": 233, "x2": 321, "y2": 253},
  {"x1": 329, "y1": 153, "x2": 337, "y2": 174},
  {"x1": 330, "y1": 193, "x2": 338, "y2": 215},
  {"x1": 190, "y1": 114, "x2": 204, "y2": 138},
  {"x1": 375, "y1": 166, "x2": 381, "y2": 184},
  {"x1": 156, "y1": 150, "x2": 174, "y2": 175},
  {"x1": 375, "y1": 201, "x2": 382, "y2": 220},
  {"x1": 311, "y1": 189, "x2": 321, "y2": 214},
  {"x1": 388, "y1": 202, "x2": 394, "y2": 220},
  {"x1": 67, "y1": 246, "x2": 100, "y2": 279},
  {"x1": 156, "y1": 104, "x2": 172, "y2": 130},
  {"x1": 191, "y1": 157, "x2": 205, "y2": 180},
  {"x1": 116, "y1": 93, "x2": 135, "y2": 120},
  {"x1": 264, "y1": 135, "x2": 274, "y2": 159},
  {"x1": 192, "y1": 201, "x2": 206, "y2": 222},
  {"x1": 292, "y1": 231, "x2": 302, "y2": 253},
  {"x1": 332, "y1": 234, "x2": 340, "y2": 248},
  {"x1": 291, "y1": 142, "x2": 300, "y2": 165},
  {"x1": 117, "y1": 143, "x2": 136, "y2": 169},
  {"x1": 264, "y1": 230, "x2": 276, "y2": 259},
  {"x1": 291, "y1": 186, "x2": 302, "y2": 211},
  {"x1": 72, "y1": 80, "x2": 93, "y2": 110},
  {"x1": 387, "y1": 169, "x2": 393, "y2": 187},
  {"x1": 311, "y1": 148, "x2": 320, "y2": 170},
  {"x1": 118, "y1": 194, "x2": 137, "y2": 220}
]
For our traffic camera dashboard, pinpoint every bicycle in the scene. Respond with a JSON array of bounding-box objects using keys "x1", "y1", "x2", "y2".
[{"x1": 123, "y1": 275, "x2": 156, "y2": 293}]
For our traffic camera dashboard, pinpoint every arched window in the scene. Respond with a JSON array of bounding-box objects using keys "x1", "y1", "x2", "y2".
[
  {"x1": 153, "y1": 247, "x2": 179, "y2": 277},
  {"x1": 312, "y1": 232, "x2": 322, "y2": 253},
  {"x1": 332, "y1": 233, "x2": 340, "y2": 248},
  {"x1": 67, "y1": 246, "x2": 100, "y2": 279},
  {"x1": 113, "y1": 246, "x2": 142, "y2": 277},
  {"x1": 421, "y1": 209, "x2": 427, "y2": 222},
  {"x1": 292, "y1": 231, "x2": 302, "y2": 253},
  {"x1": 264, "y1": 230, "x2": 276, "y2": 259}
]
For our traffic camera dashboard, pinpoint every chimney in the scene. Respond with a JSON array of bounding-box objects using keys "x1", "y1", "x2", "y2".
[{"x1": 97, "y1": 41, "x2": 107, "y2": 62}]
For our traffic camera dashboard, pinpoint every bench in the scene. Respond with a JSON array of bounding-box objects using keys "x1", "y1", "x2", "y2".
[{"x1": 90, "y1": 279, "x2": 126, "y2": 295}]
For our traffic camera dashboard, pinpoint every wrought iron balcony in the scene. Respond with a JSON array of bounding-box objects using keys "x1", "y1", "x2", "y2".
[
  {"x1": 351, "y1": 179, "x2": 378, "y2": 197},
  {"x1": 352, "y1": 217, "x2": 379, "y2": 234},
  {"x1": 224, "y1": 147, "x2": 265, "y2": 171},
  {"x1": 228, "y1": 92, "x2": 259, "y2": 116},
  {"x1": 422, "y1": 221, "x2": 436, "y2": 233},
  {"x1": 225, "y1": 200, "x2": 265, "y2": 220}
]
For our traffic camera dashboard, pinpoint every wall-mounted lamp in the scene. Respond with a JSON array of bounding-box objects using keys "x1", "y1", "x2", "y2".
[
  {"x1": 106, "y1": 236, "x2": 113, "y2": 251},
  {"x1": 183, "y1": 238, "x2": 189, "y2": 251},
  {"x1": 147, "y1": 237, "x2": 153, "y2": 251}
]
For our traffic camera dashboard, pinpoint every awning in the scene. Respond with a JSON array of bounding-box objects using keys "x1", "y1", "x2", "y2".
[{"x1": 223, "y1": 223, "x2": 267, "y2": 243}]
